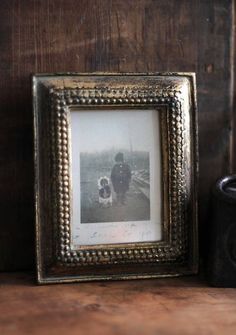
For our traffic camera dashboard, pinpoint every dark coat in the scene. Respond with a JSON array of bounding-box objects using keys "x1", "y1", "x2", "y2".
[
  {"x1": 99, "y1": 185, "x2": 111, "y2": 199},
  {"x1": 111, "y1": 163, "x2": 131, "y2": 193}
]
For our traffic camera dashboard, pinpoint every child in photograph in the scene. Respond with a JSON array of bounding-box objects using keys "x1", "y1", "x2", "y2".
[
  {"x1": 98, "y1": 176, "x2": 112, "y2": 207},
  {"x1": 111, "y1": 152, "x2": 131, "y2": 205}
]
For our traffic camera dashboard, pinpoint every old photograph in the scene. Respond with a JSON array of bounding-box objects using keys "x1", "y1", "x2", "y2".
[
  {"x1": 71, "y1": 109, "x2": 162, "y2": 246},
  {"x1": 80, "y1": 149, "x2": 150, "y2": 223}
]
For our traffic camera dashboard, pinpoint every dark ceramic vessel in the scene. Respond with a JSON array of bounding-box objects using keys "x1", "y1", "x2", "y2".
[{"x1": 208, "y1": 175, "x2": 236, "y2": 287}]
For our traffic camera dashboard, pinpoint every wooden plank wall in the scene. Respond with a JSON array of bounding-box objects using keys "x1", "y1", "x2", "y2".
[{"x1": 0, "y1": 0, "x2": 234, "y2": 271}]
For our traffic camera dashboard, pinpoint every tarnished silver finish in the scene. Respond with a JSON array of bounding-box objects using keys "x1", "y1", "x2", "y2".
[{"x1": 33, "y1": 73, "x2": 198, "y2": 284}]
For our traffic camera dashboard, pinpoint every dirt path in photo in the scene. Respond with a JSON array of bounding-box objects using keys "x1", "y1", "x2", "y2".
[{"x1": 81, "y1": 182, "x2": 150, "y2": 223}]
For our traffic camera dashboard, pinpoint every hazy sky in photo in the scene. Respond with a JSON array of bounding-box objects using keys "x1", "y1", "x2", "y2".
[{"x1": 71, "y1": 109, "x2": 159, "y2": 153}]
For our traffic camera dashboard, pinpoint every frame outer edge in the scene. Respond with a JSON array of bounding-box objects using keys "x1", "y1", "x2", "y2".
[
  {"x1": 32, "y1": 75, "x2": 43, "y2": 283},
  {"x1": 191, "y1": 73, "x2": 199, "y2": 274}
]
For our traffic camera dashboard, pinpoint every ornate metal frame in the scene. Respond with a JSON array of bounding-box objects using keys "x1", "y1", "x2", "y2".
[{"x1": 33, "y1": 73, "x2": 198, "y2": 284}]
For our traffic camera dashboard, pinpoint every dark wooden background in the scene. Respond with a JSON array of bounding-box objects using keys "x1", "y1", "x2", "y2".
[{"x1": 0, "y1": 0, "x2": 234, "y2": 271}]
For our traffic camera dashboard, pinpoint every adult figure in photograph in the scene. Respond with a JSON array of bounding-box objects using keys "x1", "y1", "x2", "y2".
[{"x1": 111, "y1": 152, "x2": 131, "y2": 205}]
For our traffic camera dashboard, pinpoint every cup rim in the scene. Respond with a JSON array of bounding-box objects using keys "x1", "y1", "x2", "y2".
[{"x1": 214, "y1": 174, "x2": 236, "y2": 203}]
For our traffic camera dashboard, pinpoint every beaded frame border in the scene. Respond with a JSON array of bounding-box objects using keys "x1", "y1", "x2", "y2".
[{"x1": 34, "y1": 73, "x2": 198, "y2": 283}]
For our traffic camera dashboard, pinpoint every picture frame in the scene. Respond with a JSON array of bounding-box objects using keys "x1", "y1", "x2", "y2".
[{"x1": 33, "y1": 73, "x2": 198, "y2": 284}]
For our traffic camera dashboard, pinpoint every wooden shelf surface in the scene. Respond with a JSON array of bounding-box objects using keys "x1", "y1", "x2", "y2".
[{"x1": 0, "y1": 273, "x2": 236, "y2": 335}]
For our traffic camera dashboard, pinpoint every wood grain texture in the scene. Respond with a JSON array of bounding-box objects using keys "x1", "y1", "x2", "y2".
[
  {"x1": 233, "y1": 1, "x2": 236, "y2": 171},
  {"x1": 0, "y1": 273, "x2": 236, "y2": 335},
  {"x1": 0, "y1": 0, "x2": 234, "y2": 270}
]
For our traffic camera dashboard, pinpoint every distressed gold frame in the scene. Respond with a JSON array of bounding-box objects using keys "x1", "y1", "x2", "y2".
[{"x1": 33, "y1": 73, "x2": 198, "y2": 284}]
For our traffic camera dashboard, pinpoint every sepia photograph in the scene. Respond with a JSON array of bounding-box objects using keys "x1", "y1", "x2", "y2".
[{"x1": 71, "y1": 109, "x2": 162, "y2": 246}]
